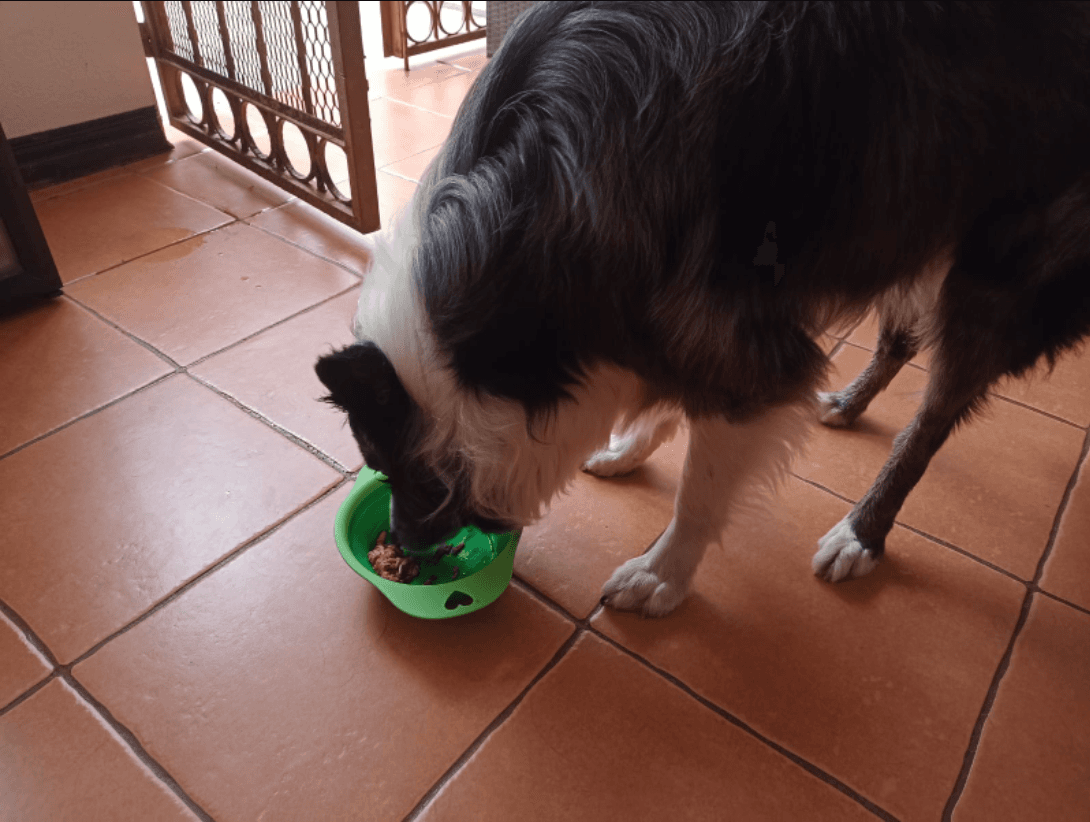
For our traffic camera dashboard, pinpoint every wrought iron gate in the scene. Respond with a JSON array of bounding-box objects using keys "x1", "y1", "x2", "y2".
[
  {"x1": 379, "y1": 1, "x2": 486, "y2": 72},
  {"x1": 142, "y1": 1, "x2": 380, "y2": 233}
]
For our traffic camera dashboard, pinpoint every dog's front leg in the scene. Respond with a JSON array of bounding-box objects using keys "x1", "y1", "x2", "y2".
[{"x1": 602, "y1": 403, "x2": 811, "y2": 617}]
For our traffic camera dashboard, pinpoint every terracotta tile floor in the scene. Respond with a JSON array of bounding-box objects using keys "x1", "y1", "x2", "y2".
[{"x1": 3, "y1": 44, "x2": 1089, "y2": 822}]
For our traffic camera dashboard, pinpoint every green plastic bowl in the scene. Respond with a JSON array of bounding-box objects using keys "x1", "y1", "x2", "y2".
[{"x1": 334, "y1": 466, "x2": 521, "y2": 619}]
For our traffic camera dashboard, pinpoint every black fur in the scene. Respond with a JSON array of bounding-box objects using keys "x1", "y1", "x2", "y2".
[
  {"x1": 414, "y1": 1, "x2": 1089, "y2": 425},
  {"x1": 320, "y1": 0, "x2": 1090, "y2": 557}
]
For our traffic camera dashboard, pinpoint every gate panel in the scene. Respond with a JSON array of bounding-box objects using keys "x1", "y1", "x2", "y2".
[{"x1": 143, "y1": 1, "x2": 380, "y2": 233}]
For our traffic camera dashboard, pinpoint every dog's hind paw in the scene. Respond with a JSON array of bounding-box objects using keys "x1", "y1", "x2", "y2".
[
  {"x1": 813, "y1": 517, "x2": 879, "y2": 582},
  {"x1": 816, "y1": 391, "x2": 855, "y2": 428},
  {"x1": 601, "y1": 553, "x2": 690, "y2": 617},
  {"x1": 582, "y1": 434, "x2": 647, "y2": 477}
]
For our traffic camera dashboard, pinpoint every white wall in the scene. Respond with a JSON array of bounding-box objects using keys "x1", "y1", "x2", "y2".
[{"x1": 0, "y1": 1, "x2": 156, "y2": 138}]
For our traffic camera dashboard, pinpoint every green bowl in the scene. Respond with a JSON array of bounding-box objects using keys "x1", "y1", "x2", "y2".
[{"x1": 334, "y1": 466, "x2": 521, "y2": 619}]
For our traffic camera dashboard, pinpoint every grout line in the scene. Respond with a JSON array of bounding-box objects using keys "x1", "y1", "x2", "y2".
[
  {"x1": 241, "y1": 214, "x2": 370, "y2": 281},
  {"x1": 401, "y1": 625, "x2": 585, "y2": 822},
  {"x1": 835, "y1": 343, "x2": 1085, "y2": 430},
  {"x1": 504, "y1": 575, "x2": 895, "y2": 819},
  {"x1": 584, "y1": 627, "x2": 900, "y2": 821},
  {"x1": 987, "y1": 392, "x2": 1087, "y2": 431},
  {"x1": 0, "y1": 673, "x2": 59, "y2": 719},
  {"x1": 792, "y1": 474, "x2": 1030, "y2": 587},
  {"x1": 64, "y1": 292, "x2": 184, "y2": 369},
  {"x1": 0, "y1": 371, "x2": 179, "y2": 463},
  {"x1": 402, "y1": 576, "x2": 605, "y2": 820},
  {"x1": 941, "y1": 426, "x2": 1090, "y2": 820},
  {"x1": 509, "y1": 577, "x2": 587, "y2": 625},
  {"x1": 0, "y1": 596, "x2": 61, "y2": 669},
  {"x1": 62, "y1": 673, "x2": 216, "y2": 822},
  {"x1": 66, "y1": 477, "x2": 350, "y2": 669},
  {"x1": 379, "y1": 96, "x2": 456, "y2": 122},
  {"x1": 1, "y1": 283, "x2": 362, "y2": 473},
  {"x1": 182, "y1": 282, "x2": 362, "y2": 370},
  {"x1": 379, "y1": 167, "x2": 424, "y2": 185},
  {"x1": 59, "y1": 218, "x2": 237, "y2": 289},
  {"x1": 1037, "y1": 589, "x2": 1090, "y2": 619},
  {"x1": 185, "y1": 373, "x2": 352, "y2": 475}
]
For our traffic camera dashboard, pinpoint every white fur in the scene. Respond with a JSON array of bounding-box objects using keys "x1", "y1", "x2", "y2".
[
  {"x1": 603, "y1": 399, "x2": 816, "y2": 616},
  {"x1": 812, "y1": 516, "x2": 879, "y2": 581},
  {"x1": 582, "y1": 404, "x2": 683, "y2": 477},
  {"x1": 815, "y1": 391, "x2": 854, "y2": 427}
]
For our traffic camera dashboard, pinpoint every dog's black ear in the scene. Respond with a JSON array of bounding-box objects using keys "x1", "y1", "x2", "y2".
[
  {"x1": 314, "y1": 343, "x2": 416, "y2": 465},
  {"x1": 315, "y1": 342, "x2": 409, "y2": 412}
]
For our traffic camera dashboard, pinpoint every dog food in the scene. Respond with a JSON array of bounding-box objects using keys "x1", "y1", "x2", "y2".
[{"x1": 367, "y1": 531, "x2": 420, "y2": 583}]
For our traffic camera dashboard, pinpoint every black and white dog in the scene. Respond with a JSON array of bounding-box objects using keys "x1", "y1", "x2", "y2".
[{"x1": 317, "y1": 2, "x2": 1090, "y2": 616}]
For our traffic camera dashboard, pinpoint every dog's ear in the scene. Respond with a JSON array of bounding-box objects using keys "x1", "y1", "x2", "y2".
[
  {"x1": 316, "y1": 342, "x2": 410, "y2": 410},
  {"x1": 315, "y1": 342, "x2": 415, "y2": 455}
]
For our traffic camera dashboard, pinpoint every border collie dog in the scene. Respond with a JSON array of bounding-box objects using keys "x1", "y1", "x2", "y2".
[{"x1": 317, "y1": 2, "x2": 1090, "y2": 616}]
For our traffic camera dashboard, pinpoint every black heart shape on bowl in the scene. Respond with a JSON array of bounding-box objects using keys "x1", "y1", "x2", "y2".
[{"x1": 444, "y1": 591, "x2": 474, "y2": 610}]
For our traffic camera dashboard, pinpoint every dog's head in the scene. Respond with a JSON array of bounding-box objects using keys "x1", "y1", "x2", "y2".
[{"x1": 316, "y1": 342, "x2": 514, "y2": 548}]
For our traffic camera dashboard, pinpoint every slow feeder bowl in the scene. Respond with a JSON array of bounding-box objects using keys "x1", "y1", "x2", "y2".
[{"x1": 335, "y1": 466, "x2": 521, "y2": 619}]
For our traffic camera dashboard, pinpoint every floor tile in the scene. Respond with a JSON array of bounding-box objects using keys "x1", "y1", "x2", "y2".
[
  {"x1": 438, "y1": 47, "x2": 488, "y2": 73},
  {"x1": 367, "y1": 60, "x2": 466, "y2": 101},
  {"x1": 383, "y1": 70, "x2": 481, "y2": 118},
  {"x1": 515, "y1": 432, "x2": 685, "y2": 618},
  {"x1": 326, "y1": 169, "x2": 419, "y2": 230},
  {"x1": 367, "y1": 98, "x2": 454, "y2": 168},
  {"x1": 419, "y1": 632, "x2": 874, "y2": 822},
  {"x1": 799, "y1": 344, "x2": 1085, "y2": 578},
  {"x1": 955, "y1": 596, "x2": 1090, "y2": 822},
  {"x1": 191, "y1": 291, "x2": 363, "y2": 470},
  {"x1": 247, "y1": 199, "x2": 374, "y2": 276},
  {"x1": 33, "y1": 174, "x2": 231, "y2": 283},
  {"x1": 0, "y1": 679, "x2": 198, "y2": 821},
  {"x1": 29, "y1": 166, "x2": 134, "y2": 205},
  {"x1": 0, "y1": 297, "x2": 171, "y2": 456},
  {"x1": 140, "y1": 150, "x2": 292, "y2": 220},
  {"x1": 592, "y1": 478, "x2": 1024, "y2": 821},
  {"x1": 73, "y1": 490, "x2": 574, "y2": 822},
  {"x1": 1040, "y1": 453, "x2": 1090, "y2": 611},
  {"x1": 381, "y1": 144, "x2": 442, "y2": 183},
  {"x1": 848, "y1": 313, "x2": 1090, "y2": 427},
  {"x1": 0, "y1": 611, "x2": 51, "y2": 709},
  {"x1": 994, "y1": 344, "x2": 1090, "y2": 428},
  {"x1": 0, "y1": 375, "x2": 341, "y2": 663},
  {"x1": 376, "y1": 170, "x2": 419, "y2": 228},
  {"x1": 66, "y1": 222, "x2": 359, "y2": 366}
]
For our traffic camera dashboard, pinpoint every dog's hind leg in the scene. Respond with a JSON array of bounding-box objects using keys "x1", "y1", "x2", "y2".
[
  {"x1": 815, "y1": 185, "x2": 1090, "y2": 581},
  {"x1": 817, "y1": 322, "x2": 918, "y2": 428},
  {"x1": 582, "y1": 404, "x2": 683, "y2": 477},
  {"x1": 813, "y1": 348, "x2": 995, "y2": 581},
  {"x1": 602, "y1": 401, "x2": 813, "y2": 616},
  {"x1": 819, "y1": 252, "x2": 951, "y2": 427}
]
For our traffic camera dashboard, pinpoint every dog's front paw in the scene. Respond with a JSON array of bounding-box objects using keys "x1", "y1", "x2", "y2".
[
  {"x1": 601, "y1": 553, "x2": 690, "y2": 617},
  {"x1": 816, "y1": 391, "x2": 856, "y2": 428},
  {"x1": 812, "y1": 516, "x2": 880, "y2": 582},
  {"x1": 583, "y1": 434, "x2": 645, "y2": 477}
]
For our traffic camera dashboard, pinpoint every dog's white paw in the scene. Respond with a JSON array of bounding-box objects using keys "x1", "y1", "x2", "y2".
[
  {"x1": 583, "y1": 433, "x2": 646, "y2": 477},
  {"x1": 813, "y1": 517, "x2": 879, "y2": 582},
  {"x1": 601, "y1": 553, "x2": 690, "y2": 617},
  {"x1": 816, "y1": 391, "x2": 853, "y2": 428}
]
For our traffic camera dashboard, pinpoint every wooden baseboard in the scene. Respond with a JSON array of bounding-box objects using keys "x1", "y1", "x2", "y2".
[{"x1": 10, "y1": 106, "x2": 172, "y2": 188}]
